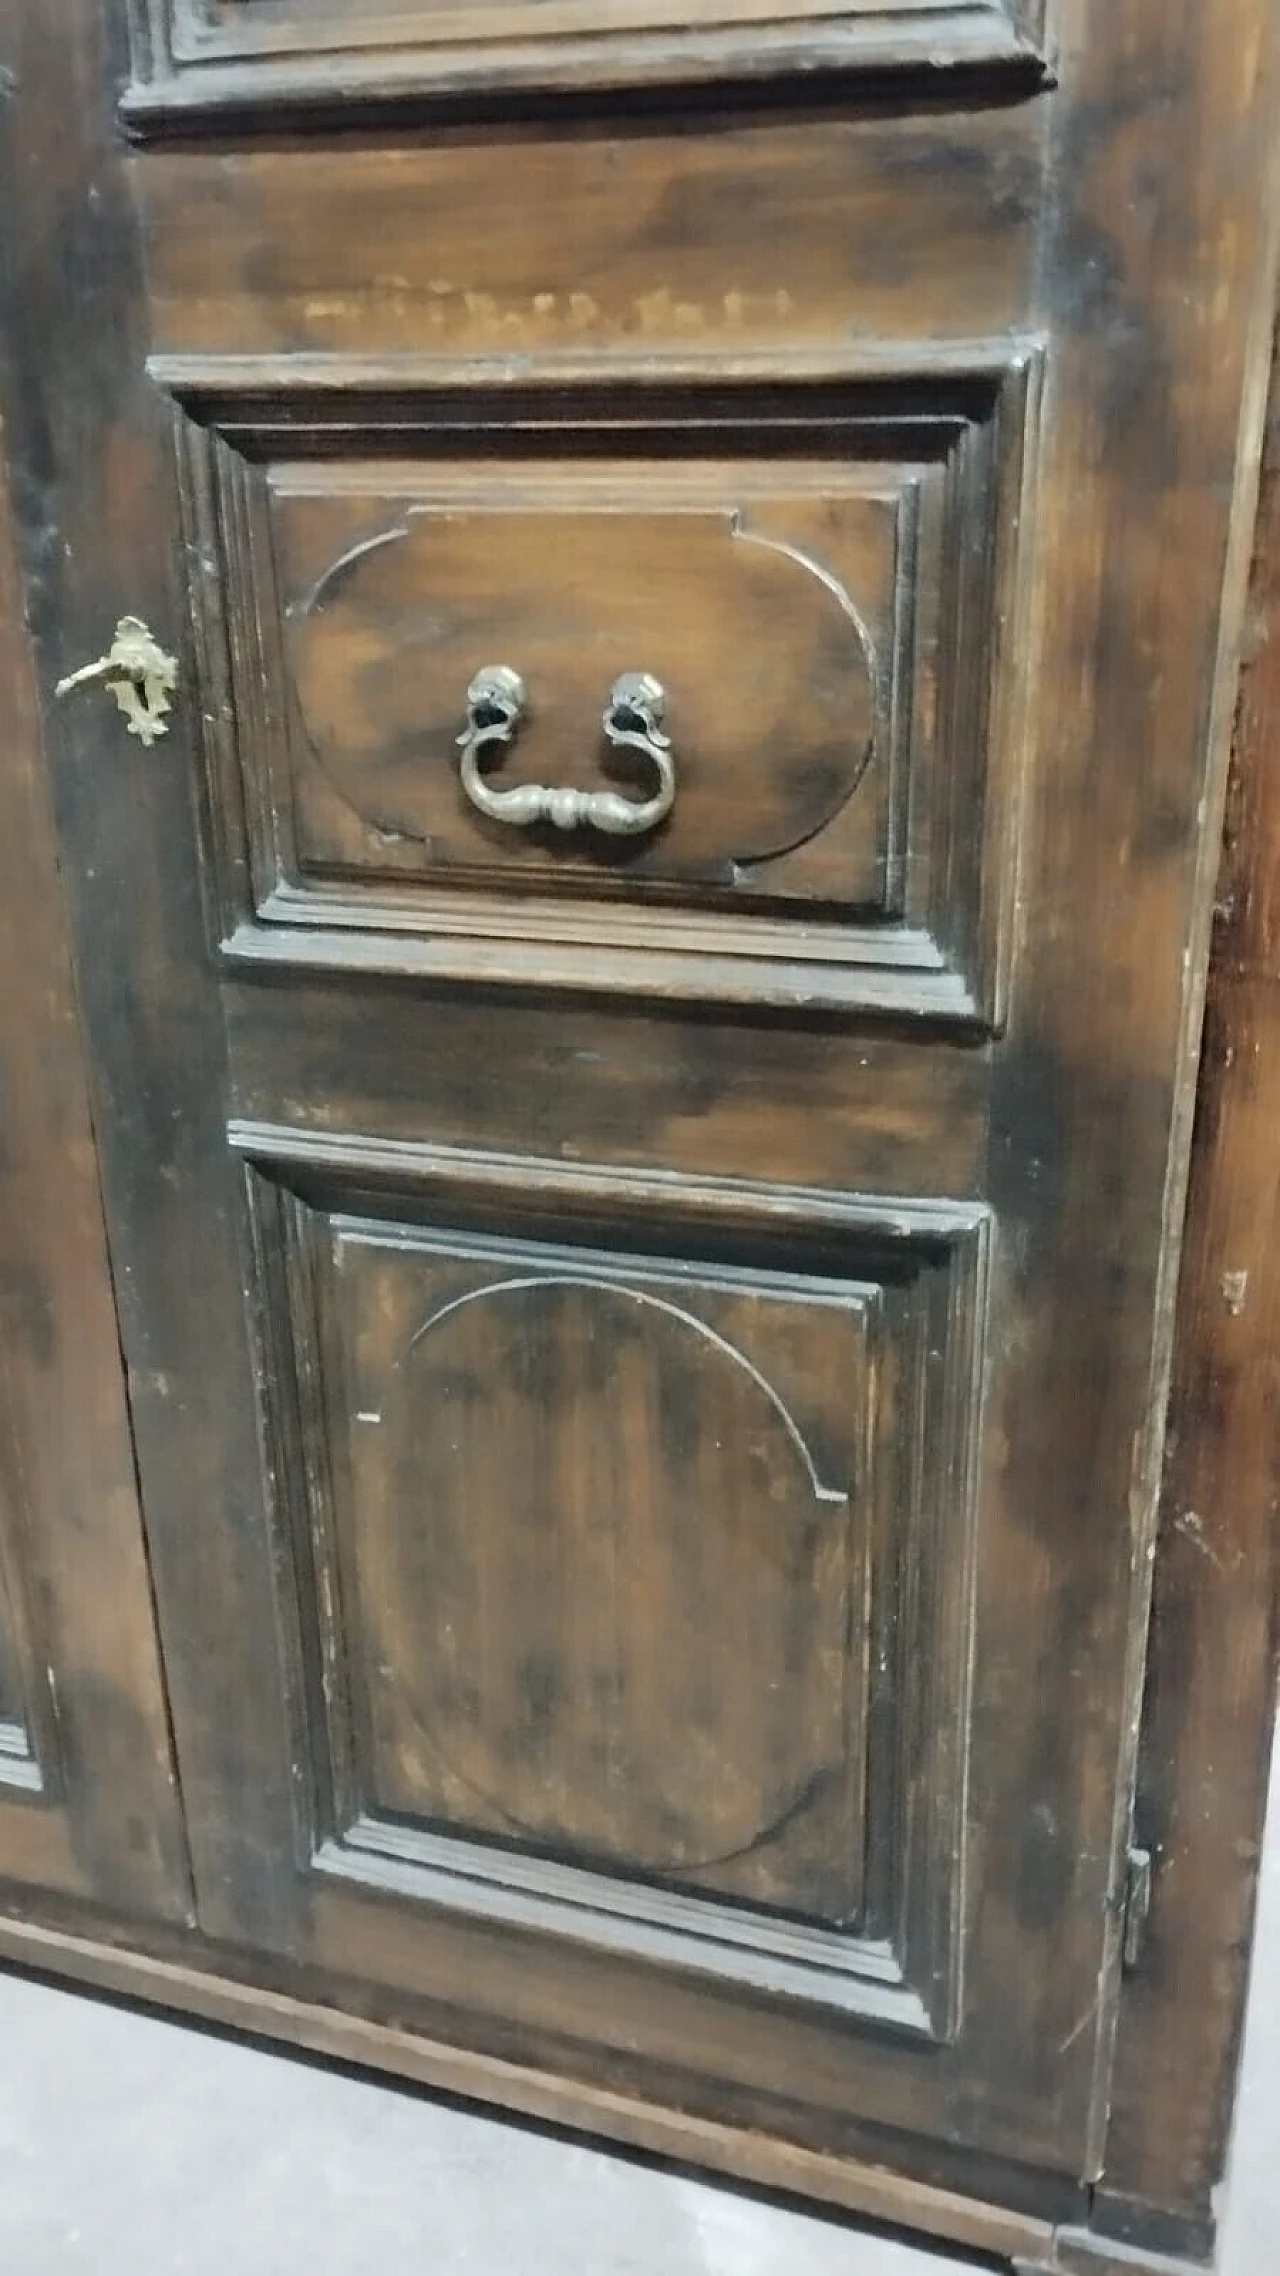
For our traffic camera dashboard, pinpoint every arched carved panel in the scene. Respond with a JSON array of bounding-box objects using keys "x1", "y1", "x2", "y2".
[
  {"x1": 0, "y1": 1407, "x2": 49, "y2": 1798},
  {"x1": 361, "y1": 1272, "x2": 859, "y2": 1919}
]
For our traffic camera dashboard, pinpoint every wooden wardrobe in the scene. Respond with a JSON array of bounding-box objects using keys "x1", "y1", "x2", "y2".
[{"x1": 0, "y1": 6, "x2": 1277, "y2": 2270}]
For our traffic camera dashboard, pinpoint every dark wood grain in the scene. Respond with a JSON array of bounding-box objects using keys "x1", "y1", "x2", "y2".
[{"x1": 1017, "y1": 2228, "x2": 1205, "y2": 2276}]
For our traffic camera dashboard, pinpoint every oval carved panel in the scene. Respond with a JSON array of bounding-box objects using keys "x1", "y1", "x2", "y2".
[
  {"x1": 286, "y1": 501, "x2": 880, "y2": 891},
  {"x1": 364, "y1": 1274, "x2": 856, "y2": 1902}
]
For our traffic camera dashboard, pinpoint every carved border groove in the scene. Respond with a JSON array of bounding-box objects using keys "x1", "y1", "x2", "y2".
[
  {"x1": 235, "y1": 1120, "x2": 991, "y2": 2043},
  {"x1": 290, "y1": 493, "x2": 883, "y2": 881},
  {"x1": 163, "y1": 347, "x2": 1044, "y2": 1028},
  {"x1": 123, "y1": 3, "x2": 1054, "y2": 134},
  {"x1": 409, "y1": 1272, "x2": 854, "y2": 1506}
]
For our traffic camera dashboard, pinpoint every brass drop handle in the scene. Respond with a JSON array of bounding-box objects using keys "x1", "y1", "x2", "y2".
[
  {"x1": 458, "y1": 667, "x2": 676, "y2": 839},
  {"x1": 55, "y1": 616, "x2": 178, "y2": 747}
]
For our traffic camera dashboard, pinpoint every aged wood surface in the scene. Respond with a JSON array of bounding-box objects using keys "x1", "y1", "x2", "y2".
[
  {"x1": 0, "y1": 0, "x2": 1277, "y2": 2260},
  {"x1": 1016, "y1": 2228, "x2": 1209, "y2": 2276}
]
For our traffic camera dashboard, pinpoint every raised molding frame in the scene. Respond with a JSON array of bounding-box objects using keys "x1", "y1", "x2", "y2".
[
  {"x1": 233, "y1": 1121, "x2": 991, "y2": 2043},
  {"x1": 122, "y1": 1, "x2": 1054, "y2": 130},
  {"x1": 158, "y1": 345, "x2": 1044, "y2": 1027}
]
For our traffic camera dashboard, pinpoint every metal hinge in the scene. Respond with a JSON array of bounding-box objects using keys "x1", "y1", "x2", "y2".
[{"x1": 1122, "y1": 1845, "x2": 1154, "y2": 1972}]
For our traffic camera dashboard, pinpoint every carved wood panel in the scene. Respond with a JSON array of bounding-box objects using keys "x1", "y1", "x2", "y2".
[
  {"x1": 241, "y1": 1128, "x2": 989, "y2": 2039},
  {"x1": 124, "y1": 1, "x2": 1053, "y2": 124},
  {"x1": 168, "y1": 358, "x2": 1040, "y2": 1023},
  {"x1": 282, "y1": 485, "x2": 889, "y2": 904},
  {"x1": 14, "y1": 0, "x2": 1277, "y2": 2221}
]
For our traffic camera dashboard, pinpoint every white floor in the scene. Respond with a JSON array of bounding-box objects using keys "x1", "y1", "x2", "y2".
[{"x1": 0, "y1": 1742, "x2": 1276, "y2": 2274}]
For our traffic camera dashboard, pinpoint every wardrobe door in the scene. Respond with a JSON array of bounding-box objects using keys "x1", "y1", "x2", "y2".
[{"x1": 3, "y1": 0, "x2": 1276, "y2": 2227}]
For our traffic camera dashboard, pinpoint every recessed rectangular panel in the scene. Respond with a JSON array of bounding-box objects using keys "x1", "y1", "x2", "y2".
[
  {"x1": 125, "y1": 2, "x2": 1052, "y2": 124},
  {"x1": 240, "y1": 1129, "x2": 989, "y2": 2036},
  {"x1": 171, "y1": 362, "x2": 1040, "y2": 1022}
]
